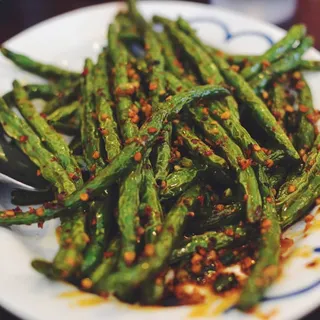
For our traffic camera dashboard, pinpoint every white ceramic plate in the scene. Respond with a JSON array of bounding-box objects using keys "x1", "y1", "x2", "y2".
[{"x1": 1, "y1": 2, "x2": 320, "y2": 320}]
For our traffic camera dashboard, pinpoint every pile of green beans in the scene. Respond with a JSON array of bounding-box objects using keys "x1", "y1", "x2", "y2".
[{"x1": 1, "y1": 0, "x2": 320, "y2": 312}]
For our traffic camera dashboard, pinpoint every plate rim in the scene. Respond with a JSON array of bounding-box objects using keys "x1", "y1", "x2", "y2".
[{"x1": 1, "y1": 2, "x2": 320, "y2": 320}]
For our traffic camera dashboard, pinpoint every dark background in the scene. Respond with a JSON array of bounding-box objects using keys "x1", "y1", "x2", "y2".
[{"x1": 0, "y1": 0, "x2": 319, "y2": 319}]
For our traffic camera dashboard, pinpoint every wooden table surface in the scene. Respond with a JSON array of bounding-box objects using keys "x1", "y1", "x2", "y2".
[{"x1": 0, "y1": 0, "x2": 319, "y2": 319}]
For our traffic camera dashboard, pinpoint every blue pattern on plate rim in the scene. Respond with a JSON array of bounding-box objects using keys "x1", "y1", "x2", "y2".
[
  {"x1": 188, "y1": 16, "x2": 320, "y2": 305},
  {"x1": 189, "y1": 17, "x2": 274, "y2": 45}
]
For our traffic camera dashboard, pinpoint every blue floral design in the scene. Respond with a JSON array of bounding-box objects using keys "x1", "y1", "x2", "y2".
[{"x1": 189, "y1": 17, "x2": 274, "y2": 45}]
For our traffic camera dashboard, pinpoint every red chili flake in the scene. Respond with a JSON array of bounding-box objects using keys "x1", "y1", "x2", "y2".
[
  {"x1": 40, "y1": 113, "x2": 47, "y2": 119},
  {"x1": 265, "y1": 159, "x2": 274, "y2": 168},
  {"x1": 134, "y1": 152, "x2": 142, "y2": 162},
  {"x1": 124, "y1": 251, "x2": 136, "y2": 266},
  {"x1": 306, "y1": 113, "x2": 318, "y2": 124},
  {"x1": 252, "y1": 144, "x2": 261, "y2": 152},
  {"x1": 148, "y1": 127, "x2": 158, "y2": 134},
  {"x1": 131, "y1": 114, "x2": 140, "y2": 124},
  {"x1": 149, "y1": 82, "x2": 158, "y2": 91},
  {"x1": 82, "y1": 67, "x2": 89, "y2": 76},
  {"x1": 216, "y1": 50, "x2": 225, "y2": 57},
  {"x1": 266, "y1": 196, "x2": 273, "y2": 203},
  {"x1": 204, "y1": 150, "x2": 213, "y2": 157},
  {"x1": 285, "y1": 105, "x2": 294, "y2": 113},
  {"x1": 304, "y1": 214, "x2": 314, "y2": 223},
  {"x1": 144, "y1": 205, "x2": 153, "y2": 217},
  {"x1": 262, "y1": 91, "x2": 269, "y2": 100},
  {"x1": 36, "y1": 207, "x2": 44, "y2": 217},
  {"x1": 29, "y1": 207, "x2": 35, "y2": 214},
  {"x1": 261, "y1": 219, "x2": 272, "y2": 230},
  {"x1": 237, "y1": 158, "x2": 252, "y2": 170},
  {"x1": 191, "y1": 253, "x2": 203, "y2": 265},
  {"x1": 216, "y1": 204, "x2": 225, "y2": 212},
  {"x1": 262, "y1": 60, "x2": 271, "y2": 68},
  {"x1": 57, "y1": 193, "x2": 66, "y2": 202},
  {"x1": 230, "y1": 65, "x2": 240, "y2": 72},
  {"x1": 101, "y1": 129, "x2": 108, "y2": 136},
  {"x1": 287, "y1": 184, "x2": 296, "y2": 193},
  {"x1": 90, "y1": 164, "x2": 97, "y2": 172},
  {"x1": 104, "y1": 251, "x2": 114, "y2": 259},
  {"x1": 197, "y1": 195, "x2": 205, "y2": 207},
  {"x1": 296, "y1": 80, "x2": 306, "y2": 90},
  {"x1": 36, "y1": 170, "x2": 41, "y2": 177},
  {"x1": 144, "y1": 244, "x2": 155, "y2": 257},
  {"x1": 225, "y1": 228, "x2": 234, "y2": 236},
  {"x1": 80, "y1": 193, "x2": 89, "y2": 202},
  {"x1": 292, "y1": 71, "x2": 302, "y2": 80},
  {"x1": 5, "y1": 210, "x2": 15, "y2": 217},
  {"x1": 38, "y1": 221, "x2": 44, "y2": 229},
  {"x1": 92, "y1": 151, "x2": 100, "y2": 160},
  {"x1": 299, "y1": 104, "x2": 308, "y2": 113},
  {"x1": 19, "y1": 135, "x2": 28, "y2": 143},
  {"x1": 202, "y1": 107, "x2": 209, "y2": 115},
  {"x1": 243, "y1": 194, "x2": 248, "y2": 202},
  {"x1": 81, "y1": 278, "x2": 93, "y2": 290}
]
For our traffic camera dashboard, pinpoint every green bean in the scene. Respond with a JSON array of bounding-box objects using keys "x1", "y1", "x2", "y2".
[
  {"x1": 277, "y1": 135, "x2": 320, "y2": 210},
  {"x1": 0, "y1": 97, "x2": 75, "y2": 194},
  {"x1": 156, "y1": 16, "x2": 223, "y2": 85},
  {"x1": 13, "y1": 80, "x2": 83, "y2": 188},
  {"x1": 117, "y1": 166, "x2": 143, "y2": 269},
  {"x1": 140, "y1": 159, "x2": 165, "y2": 304},
  {"x1": 81, "y1": 200, "x2": 112, "y2": 276},
  {"x1": 160, "y1": 167, "x2": 199, "y2": 201},
  {"x1": 3, "y1": 84, "x2": 58, "y2": 105},
  {"x1": 268, "y1": 167, "x2": 287, "y2": 190},
  {"x1": 207, "y1": 102, "x2": 269, "y2": 165},
  {"x1": 94, "y1": 51, "x2": 121, "y2": 161},
  {"x1": 46, "y1": 101, "x2": 79, "y2": 123},
  {"x1": 207, "y1": 51, "x2": 300, "y2": 161},
  {"x1": 108, "y1": 23, "x2": 138, "y2": 141},
  {"x1": 281, "y1": 171, "x2": 320, "y2": 229},
  {"x1": 80, "y1": 59, "x2": 106, "y2": 173},
  {"x1": 168, "y1": 16, "x2": 240, "y2": 119},
  {"x1": 96, "y1": 185, "x2": 202, "y2": 299},
  {"x1": 0, "y1": 135, "x2": 50, "y2": 189},
  {"x1": 91, "y1": 238, "x2": 120, "y2": 289},
  {"x1": 140, "y1": 160, "x2": 163, "y2": 243},
  {"x1": 240, "y1": 24, "x2": 307, "y2": 80},
  {"x1": 300, "y1": 60, "x2": 320, "y2": 71},
  {"x1": 0, "y1": 85, "x2": 229, "y2": 226},
  {"x1": 50, "y1": 209, "x2": 88, "y2": 279},
  {"x1": 190, "y1": 107, "x2": 262, "y2": 223},
  {"x1": 43, "y1": 81, "x2": 80, "y2": 115},
  {"x1": 170, "y1": 226, "x2": 249, "y2": 264},
  {"x1": 188, "y1": 203, "x2": 244, "y2": 234},
  {"x1": 238, "y1": 165, "x2": 281, "y2": 310},
  {"x1": 127, "y1": 0, "x2": 148, "y2": 35},
  {"x1": 175, "y1": 122, "x2": 229, "y2": 171},
  {"x1": 157, "y1": 31, "x2": 185, "y2": 78},
  {"x1": 250, "y1": 36, "x2": 314, "y2": 92},
  {"x1": 154, "y1": 124, "x2": 172, "y2": 182},
  {"x1": 0, "y1": 47, "x2": 80, "y2": 80},
  {"x1": 51, "y1": 122, "x2": 79, "y2": 136},
  {"x1": 270, "y1": 83, "x2": 287, "y2": 129},
  {"x1": 293, "y1": 75, "x2": 316, "y2": 151}
]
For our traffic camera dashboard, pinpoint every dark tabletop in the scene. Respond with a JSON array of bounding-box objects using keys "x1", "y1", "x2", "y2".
[{"x1": 0, "y1": 0, "x2": 320, "y2": 319}]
